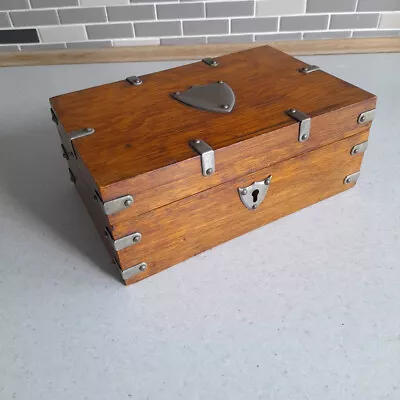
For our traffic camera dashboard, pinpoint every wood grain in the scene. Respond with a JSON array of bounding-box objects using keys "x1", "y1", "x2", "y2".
[
  {"x1": 112, "y1": 130, "x2": 370, "y2": 285},
  {"x1": 2, "y1": 38, "x2": 400, "y2": 67},
  {"x1": 50, "y1": 45, "x2": 376, "y2": 226}
]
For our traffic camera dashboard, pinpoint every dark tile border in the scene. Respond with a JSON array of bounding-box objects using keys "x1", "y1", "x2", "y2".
[{"x1": 0, "y1": 29, "x2": 40, "y2": 44}]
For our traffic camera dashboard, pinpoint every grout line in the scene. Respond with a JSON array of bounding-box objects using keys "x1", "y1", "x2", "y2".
[
  {"x1": 354, "y1": 0, "x2": 360, "y2": 12},
  {"x1": 327, "y1": 13, "x2": 332, "y2": 29},
  {"x1": 0, "y1": 6, "x2": 391, "y2": 14},
  {"x1": 0, "y1": 27, "x2": 396, "y2": 42},
  {"x1": 377, "y1": 12, "x2": 382, "y2": 29},
  {"x1": 6, "y1": 11, "x2": 13, "y2": 28},
  {"x1": 55, "y1": 9, "x2": 61, "y2": 25},
  {"x1": 132, "y1": 22, "x2": 136, "y2": 38},
  {"x1": 277, "y1": 16, "x2": 281, "y2": 31},
  {"x1": 154, "y1": 3, "x2": 158, "y2": 20},
  {"x1": 83, "y1": 24, "x2": 88, "y2": 40},
  {"x1": 104, "y1": 6, "x2": 109, "y2": 23},
  {"x1": 228, "y1": 17, "x2": 231, "y2": 34},
  {"x1": 0, "y1": 25, "x2": 396, "y2": 34},
  {"x1": 2, "y1": 9, "x2": 390, "y2": 19},
  {"x1": 37, "y1": 26, "x2": 43, "y2": 43}
]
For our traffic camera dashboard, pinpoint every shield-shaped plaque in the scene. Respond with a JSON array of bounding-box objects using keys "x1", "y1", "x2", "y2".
[{"x1": 171, "y1": 81, "x2": 235, "y2": 113}]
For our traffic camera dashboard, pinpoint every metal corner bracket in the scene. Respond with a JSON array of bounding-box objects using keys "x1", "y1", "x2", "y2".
[
  {"x1": 357, "y1": 109, "x2": 376, "y2": 124},
  {"x1": 299, "y1": 65, "x2": 320, "y2": 74},
  {"x1": 350, "y1": 141, "x2": 368, "y2": 156},
  {"x1": 62, "y1": 128, "x2": 95, "y2": 160},
  {"x1": 105, "y1": 228, "x2": 142, "y2": 251},
  {"x1": 202, "y1": 57, "x2": 218, "y2": 67},
  {"x1": 189, "y1": 139, "x2": 215, "y2": 176},
  {"x1": 344, "y1": 171, "x2": 360, "y2": 185},
  {"x1": 286, "y1": 109, "x2": 311, "y2": 142},
  {"x1": 126, "y1": 76, "x2": 143, "y2": 86},
  {"x1": 94, "y1": 191, "x2": 134, "y2": 215},
  {"x1": 113, "y1": 258, "x2": 147, "y2": 281}
]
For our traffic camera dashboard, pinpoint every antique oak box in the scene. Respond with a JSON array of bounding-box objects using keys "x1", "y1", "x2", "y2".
[{"x1": 49, "y1": 45, "x2": 376, "y2": 285}]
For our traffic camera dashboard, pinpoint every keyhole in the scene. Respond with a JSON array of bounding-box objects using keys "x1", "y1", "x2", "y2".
[{"x1": 252, "y1": 189, "x2": 259, "y2": 203}]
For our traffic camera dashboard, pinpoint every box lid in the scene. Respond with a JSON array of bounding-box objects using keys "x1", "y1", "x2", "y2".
[{"x1": 50, "y1": 45, "x2": 376, "y2": 225}]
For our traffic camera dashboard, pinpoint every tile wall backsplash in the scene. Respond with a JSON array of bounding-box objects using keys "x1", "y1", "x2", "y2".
[{"x1": 0, "y1": 0, "x2": 399, "y2": 50}]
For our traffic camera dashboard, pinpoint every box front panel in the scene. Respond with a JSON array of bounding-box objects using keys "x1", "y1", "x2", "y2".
[
  {"x1": 112, "y1": 130, "x2": 370, "y2": 284},
  {"x1": 103, "y1": 99, "x2": 375, "y2": 224}
]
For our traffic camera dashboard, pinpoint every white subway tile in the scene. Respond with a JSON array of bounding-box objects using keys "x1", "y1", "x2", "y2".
[
  {"x1": 380, "y1": 12, "x2": 400, "y2": 29},
  {"x1": 113, "y1": 38, "x2": 160, "y2": 46},
  {"x1": 39, "y1": 25, "x2": 87, "y2": 43}
]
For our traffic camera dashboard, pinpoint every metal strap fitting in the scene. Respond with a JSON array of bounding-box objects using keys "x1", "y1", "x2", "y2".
[
  {"x1": 113, "y1": 258, "x2": 147, "y2": 281},
  {"x1": 350, "y1": 141, "x2": 368, "y2": 156},
  {"x1": 299, "y1": 65, "x2": 320, "y2": 74},
  {"x1": 126, "y1": 76, "x2": 143, "y2": 86},
  {"x1": 189, "y1": 139, "x2": 215, "y2": 176},
  {"x1": 358, "y1": 109, "x2": 376, "y2": 124},
  {"x1": 344, "y1": 171, "x2": 360, "y2": 185},
  {"x1": 63, "y1": 128, "x2": 95, "y2": 159},
  {"x1": 105, "y1": 228, "x2": 142, "y2": 251},
  {"x1": 94, "y1": 191, "x2": 134, "y2": 215},
  {"x1": 202, "y1": 57, "x2": 218, "y2": 67},
  {"x1": 121, "y1": 262, "x2": 147, "y2": 281},
  {"x1": 286, "y1": 109, "x2": 311, "y2": 142}
]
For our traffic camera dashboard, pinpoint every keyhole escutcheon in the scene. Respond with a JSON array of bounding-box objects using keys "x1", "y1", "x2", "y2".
[{"x1": 252, "y1": 189, "x2": 259, "y2": 203}]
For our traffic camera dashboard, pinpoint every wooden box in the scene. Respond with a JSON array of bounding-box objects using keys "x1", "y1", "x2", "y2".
[{"x1": 50, "y1": 45, "x2": 376, "y2": 285}]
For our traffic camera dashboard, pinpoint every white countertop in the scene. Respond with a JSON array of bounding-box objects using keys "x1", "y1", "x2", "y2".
[{"x1": 0, "y1": 53, "x2": 399, "y2": 400}]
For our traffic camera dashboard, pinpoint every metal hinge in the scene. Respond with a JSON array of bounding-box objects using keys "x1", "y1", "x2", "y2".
[
  {"x1": 189, "y1": 139, "x2": 215, "y2": 176},
  {"x1": 286, "y1": 109, "x2": 311, "y2": 142},
  {"x1": 299, "y1": 65, "x2": 320, "y2": 74},
  {"x1": 344, "y1": 171, "x2": 360, "y2": 185},
  {"x1": 202, "y1": 57, "x2": 218, "y2": 67},
  {"x1": 105, "y1": 228, "x2": 142, "y2": 251},
  {"x1": 94, "y1": 191, "x2": 134, "y2": 215},
  {"x1": 113, "y1": 258, "x2": 147, "y2": 281},
  {"x1": 350, "y1": 141, "x2": 368, "y2": 156},
  {"x1": 126, "y1": 76, "x2": 143, "y2": 86},
  {"x1": 62, "y1": 128, "x2": 95, "y2": 160},
  {"x1": 358, "y1": 109, "x2": 376, "y2": 124}
]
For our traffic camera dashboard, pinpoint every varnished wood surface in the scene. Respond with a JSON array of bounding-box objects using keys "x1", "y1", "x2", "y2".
[
  {"x1": 111, "y1": 130, "x2": 370, "y2": 285},
  {"x1": 50, "y1": 45, "x2": 376, "y2": 225},
  {"x1": 103, "y1": 100, "x2": 374, "y2": 225},
  {"x1": 2, "y1": 38, "x2": 400, "y2": 67}
]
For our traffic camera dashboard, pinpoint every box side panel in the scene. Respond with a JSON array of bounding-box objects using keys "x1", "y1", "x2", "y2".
[{"x1": 112, "y1": 130, "x2": 370, "y2": 285}]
